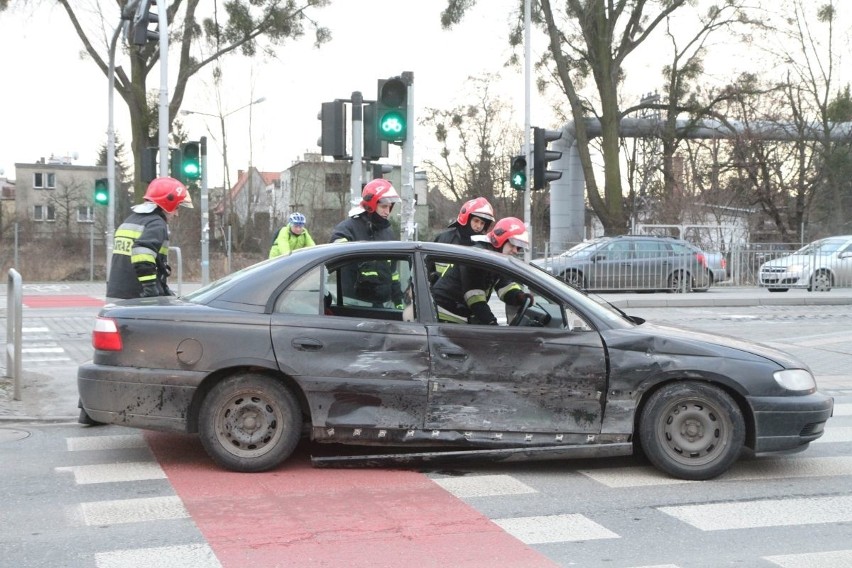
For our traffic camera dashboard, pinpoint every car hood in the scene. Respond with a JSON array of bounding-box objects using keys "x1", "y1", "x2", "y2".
[
  {"x1": 762, "y1": 254, "x2": 819, "y2": 268},
  {"x1": 625, "y1": 322, "x2": 807, "y2": 370}
]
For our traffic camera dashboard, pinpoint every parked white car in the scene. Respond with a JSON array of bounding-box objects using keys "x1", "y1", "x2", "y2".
[{"x1": 758, "y1": 235, "x2": 852, "y2": 292}]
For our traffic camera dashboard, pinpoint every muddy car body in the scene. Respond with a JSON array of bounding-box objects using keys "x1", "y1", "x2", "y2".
[{"x1": 78, "y1": 241, "x2": 833, "y2": 480}]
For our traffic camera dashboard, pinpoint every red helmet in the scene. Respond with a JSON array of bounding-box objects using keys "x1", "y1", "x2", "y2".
[
  {"x1": 488, "y1": 217, "x2": 529, "y2": 250},
  {"x1": 457, "y1": 197, "x2": 495, "y2": 228},
  {"x1": 144, "y1": 177, "x2": 193, "y2": 213},
  {"x1": 361, "y1": 179, "x2": 401, "y2": 213}
]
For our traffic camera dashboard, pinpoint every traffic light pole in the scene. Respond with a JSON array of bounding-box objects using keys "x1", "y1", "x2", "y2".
[
  {"x1": 106, "y1": 19, "x2": 122, "y2": 280},
  {"x1": 523, "y1": 0, "x2": 532, "y2": 262},
  {"x1": 157, "y1": 1, "x2": 169, "y2": 177},
  {"x1": 350, "y1": 91, "x2": 364, "y2": 210},
  {"x1": 401, "y1": 72, "x2": 415, "y2": 241},
  {"x1": 200, "y1": 136, "x2": 210, "y2": 286}
]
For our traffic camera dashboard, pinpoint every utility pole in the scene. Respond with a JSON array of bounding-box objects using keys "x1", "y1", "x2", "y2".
[
  {"x1": 200, "y1": 136, "x2": 210, "y2": 285},
  {"x1": 400, "y1": 72, "x2": 415, "y2": 241},
  {"x1": 350, "y1": 91, "x2": 364, "y2": 209}
]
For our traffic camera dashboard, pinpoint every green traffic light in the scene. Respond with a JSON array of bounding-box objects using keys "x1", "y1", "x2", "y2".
[
  {"x1": 94, "y1": 178, "x2": 109, "y2": 206},
  {"x1": 379, "y1": 110, "x2": 407, "y2": 140},
  {"x1": 509, "y1": 155, "x2": 527, "y2": 191},
  {"x1": 511, "y1": 172, "x2": 526, "y2": 190},
  {"x1": 183, "y1": 163, "x2": 199, "y2": 176}
]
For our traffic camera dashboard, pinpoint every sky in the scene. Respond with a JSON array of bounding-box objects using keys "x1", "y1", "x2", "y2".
[{"x1": 0, "y1": 0, "x2": 546, "y2": 186}]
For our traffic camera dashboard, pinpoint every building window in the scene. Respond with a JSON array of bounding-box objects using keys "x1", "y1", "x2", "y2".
[
  {"x1": 46, "y1": 173, "x2": 56, "y2": 189},
  {"x1": 77, "y1": 206, "x2": 95, "y2": 223},
  {"x1": 325, "y1": 173, "x2": 346, "y2": 192},
  {"x1": 33, "y1": 173, "x2": 43, "y2": 188},
  {"x1": 34, "y1": 205, "x2": 56, "y2": 221}
]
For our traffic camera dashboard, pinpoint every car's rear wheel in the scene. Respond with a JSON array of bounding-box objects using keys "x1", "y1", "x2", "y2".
[
  {"x1": 639, "y1": 381, "x2": 744, "y2": 480},
  {"x1": 668, "y1": 271, "x2": 693, "y2": 293},
  {"x1": 560, "y1": 270, "x2": 585, "y2": 290},
  {"x1": 808, "y1": 270, "x2": 832, "y2": 292},
  {"x1": 199, "y1": 373, "x2": 302, "y2": 473},
  {"x1": 768, "y1": 288, "x2": 788, "y2": 292}
]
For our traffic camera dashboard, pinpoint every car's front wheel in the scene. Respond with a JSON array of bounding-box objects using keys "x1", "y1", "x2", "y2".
[
  {"x1": 560, "y1": 270, "x2": 585, "y2": 290},
  {"x1": 639, "y1": 381, "x2": 744, "y2": 480},
  {"x1": 808, "y1": 270, "x2": 833, "y2": 292},
  {"x1": 199, "y1": 373, "x2": 302, "y2": 473}
]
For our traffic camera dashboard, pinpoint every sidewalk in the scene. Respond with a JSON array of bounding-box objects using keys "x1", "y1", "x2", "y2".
[{"x1": 2, "y1": 282, "x2": 852, "y2": 422}]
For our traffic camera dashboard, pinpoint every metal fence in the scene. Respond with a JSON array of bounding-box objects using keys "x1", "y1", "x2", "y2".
[{"x1": 537, "y1": 241, "x2": 852, "y2": 292}]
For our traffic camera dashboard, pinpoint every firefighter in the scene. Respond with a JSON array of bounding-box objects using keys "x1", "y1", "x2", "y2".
[
  {"x1": 329, "y1": 179, "x2": 403, "y2": 306},
  {"x1": 269, "y1": 212, "x2": 316, "y2": 258},
  {"x1": 106, "y1": 176, "x2": 192, "y2": 300},
  {"x1": 430, "y1": 196, "x2": 495, "y2": 279},
  {"x1": 431, "y1": 217, "x2": 533, "y2": 325}
]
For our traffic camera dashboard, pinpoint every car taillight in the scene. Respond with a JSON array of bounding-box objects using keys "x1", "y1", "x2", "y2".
[
  {"x1": 92, "y1": 317, "x2": 123, "y2": 351},
  {"x1": 696, "y1": 252, "x2": 707, "y2": 268}
]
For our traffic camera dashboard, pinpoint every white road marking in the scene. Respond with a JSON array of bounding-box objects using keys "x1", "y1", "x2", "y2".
[
  {"x1": 22, "y1": 347, "x2": 64, "y2": 353},
  {"x1": 67, "y1": 435, "x2": 148, "y2": 452},
  {"x1": 432, "y1": 474, "x2": 538, "y2": 498},
  {"x1": 580, "y1": 456, "x2": 852, "y2": 488},
  {"x1": 55, "y1": 462, "x2": 166, "y2": 484},
  {"x1": 765, "y1": 550, "x2": 852, "y2": 567},
  {"x1": 658, "y1": 495, "x2": 852, "y2": 530},
  {"x1": 493, "y1": 513, "x2": 619, "y2": 544},
  {"x1": 834, "y1": 404, "x2": 852, "y2": 417},
  {"x1": 95, "y1": 544, "x2": 222, "y2": 568},
  {"x1": 813, "y1": 426, "x2": 852, "y2": 443},
  {"x1": 79, "y1": 496, "x2": 189, "y2": 526}
]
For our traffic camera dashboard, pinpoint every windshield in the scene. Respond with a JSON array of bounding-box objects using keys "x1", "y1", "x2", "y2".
[
  {"x1": 796, "y1": 239, "x2": 849, "y2": 255},
  {"x1": 182, "y1": 257, "x2": 277, "y2": 303},
  {"x1": 561, "y1": 240, "x2": 599, "y2": 259}
]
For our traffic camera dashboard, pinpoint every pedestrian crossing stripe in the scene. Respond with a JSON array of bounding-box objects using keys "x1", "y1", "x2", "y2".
[
  {"x1": 78, "y1": 496, "x2": 189, "y2": 526},
  {"x1": 658, "y1": 495, "x2": 852, "y2": 530},
  {"x1": 94, "y1": 544, "x2": 221, "y2": 568},
  {"x1": 67, "y1": 434, "x2": 148, "y2": 452},
  {"x1": 492, "y1": 513, "x2": 619, "y2": 544},
  {"x1": 56, "y1": 461, "x2": 166, "y2": 484},
  {"x1": 764, "y1": 550, "x2": 852, "y2": 567},
  {"x1": 431, "y1": 474, "x2": 537, "y2": 498}
]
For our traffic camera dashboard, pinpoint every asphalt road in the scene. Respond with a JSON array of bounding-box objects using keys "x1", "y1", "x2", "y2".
[{"x1": 1, "y1": 286, "x2": 852, "y2": 567}]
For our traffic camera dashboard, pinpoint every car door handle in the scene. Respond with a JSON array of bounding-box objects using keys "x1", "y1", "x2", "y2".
[
  {"x1": 292, "y1": 337, "x2": 323, "y2": 351},
  {"x1": 439, "y1": 349, "x2": 468, "y2": 360}
]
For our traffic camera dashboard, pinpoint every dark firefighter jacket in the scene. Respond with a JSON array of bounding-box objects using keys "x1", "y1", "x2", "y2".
[
  {"x1": 106, "y1": 209, "x2": 171, "y2": 299},
  {"x1": 329, "y1": 212, "x2": 402, "y2": 306},
  {"x1": 431, "y1": 242, "x2": 525, "y2": 324}
]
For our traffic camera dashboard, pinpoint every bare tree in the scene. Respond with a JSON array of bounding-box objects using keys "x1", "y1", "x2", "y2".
[
  {"x1": 442, "y1": 0, "x2": 690, "y2": 234},
  {"x1": 56, "y1": 0, "x2": 330, "y2": 201}
]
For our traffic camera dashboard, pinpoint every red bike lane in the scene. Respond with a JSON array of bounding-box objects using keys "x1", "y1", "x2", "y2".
[{"x1": 146, "y1": 431, "x2": 556, "y2": 568}]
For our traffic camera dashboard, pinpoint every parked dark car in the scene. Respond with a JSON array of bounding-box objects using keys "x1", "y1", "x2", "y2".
[
  {"x1": 78, "y1": 241, "x2": 832, "y2": 481},
  {"x1": 532, "y1": 235, "x2": 711, "y2": 292}
]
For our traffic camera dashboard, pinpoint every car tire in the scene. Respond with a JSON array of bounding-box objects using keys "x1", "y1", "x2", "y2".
[
  {"x1": 668, "y1": 271, "x2": 693, "y2": 293},
  {"x1": 199, "y1": 373, "x2": 302, "y2": 473},
  {"x1": 638, "y1": 381, "x2": 745, "y2": 480},
  {"x1": 561, "y1": 270, "x2": 585, "y2": 290},
  {"x1": 808, "y1": 270, "x2": 832, "y2": 292},
  {"x1": 768, "y1": 288, "x2": 788, "y2": 293}
]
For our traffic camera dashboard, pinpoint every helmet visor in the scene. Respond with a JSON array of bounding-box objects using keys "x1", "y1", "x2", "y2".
[{"x1": 508, "y1": 236, "x2": 529, "y2": 251}]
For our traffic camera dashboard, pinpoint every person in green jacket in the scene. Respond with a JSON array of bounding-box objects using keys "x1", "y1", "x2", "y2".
[{"x1": 269, "y1": 212, "x2": 316, "y2": 258}]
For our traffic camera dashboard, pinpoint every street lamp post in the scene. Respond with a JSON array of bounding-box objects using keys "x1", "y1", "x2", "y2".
[{"x1": 180, "y1": 96, "x2": 266, "y2": 279}]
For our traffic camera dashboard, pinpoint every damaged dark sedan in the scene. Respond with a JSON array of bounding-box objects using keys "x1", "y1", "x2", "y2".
[{"x1": 78, "y1": 241, "x2": 833, "y2": 480}]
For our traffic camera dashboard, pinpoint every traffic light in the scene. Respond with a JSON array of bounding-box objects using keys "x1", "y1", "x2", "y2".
[
  {"x1": 509, "y1": 155, "x2": 527, "y2": 191},
  {"x1": 376, "y1": 77, "x2": 408, "y2": 142},
  {"x1": 126, "y1": 0, "x2": 159, "y2": 46},
  {"x1": 142, "y1": 147, "x2": 157, "y2": 184},
  {"x1": 318, "y1": 100, "x2": 347, "y2": 159},
  {"x1": 363, "y1": 102, "x2": 388, "y2": 160},
  {"x1": 94, "y1": 178, "x2": 109, "y2": 206},
  {"x1": 371, "y1": 163, "x2": 393, "y2": 179},
  {"x1": 533, "y1": 127, "x2": 563, "y2": 190},
  {"x1": 180, "y1": 141, "x2": 201, "y2": 182}
]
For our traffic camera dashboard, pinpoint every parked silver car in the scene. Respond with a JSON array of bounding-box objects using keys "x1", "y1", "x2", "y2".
[
  {"x1": 758, "y1": 235, "x2": 852, "y2": 292},
  {"x1": 532, "y1": 235, "x2": 711, "y2": 292}
]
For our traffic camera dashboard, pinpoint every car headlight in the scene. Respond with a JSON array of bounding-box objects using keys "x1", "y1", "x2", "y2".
[
  {"x1": 786, "y1": 264, "x2": 805, "y2": 274},
  {"x1": 773, "y1": 369, "x2": 816, "y2": 391}
]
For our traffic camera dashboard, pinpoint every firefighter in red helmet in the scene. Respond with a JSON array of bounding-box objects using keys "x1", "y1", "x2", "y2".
[
  {"x1": 431, "y1": 217, "x2": 533, "y2": 325},
  {"x1": 430, "y1": 196, "x2": 495, "y2": 280},
  {"x1": 329, "y1": 179, "x2": 404, "y2": 307},
  {"x1": 106, "y1": 177, "x2": 193, "y2": 300}
]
